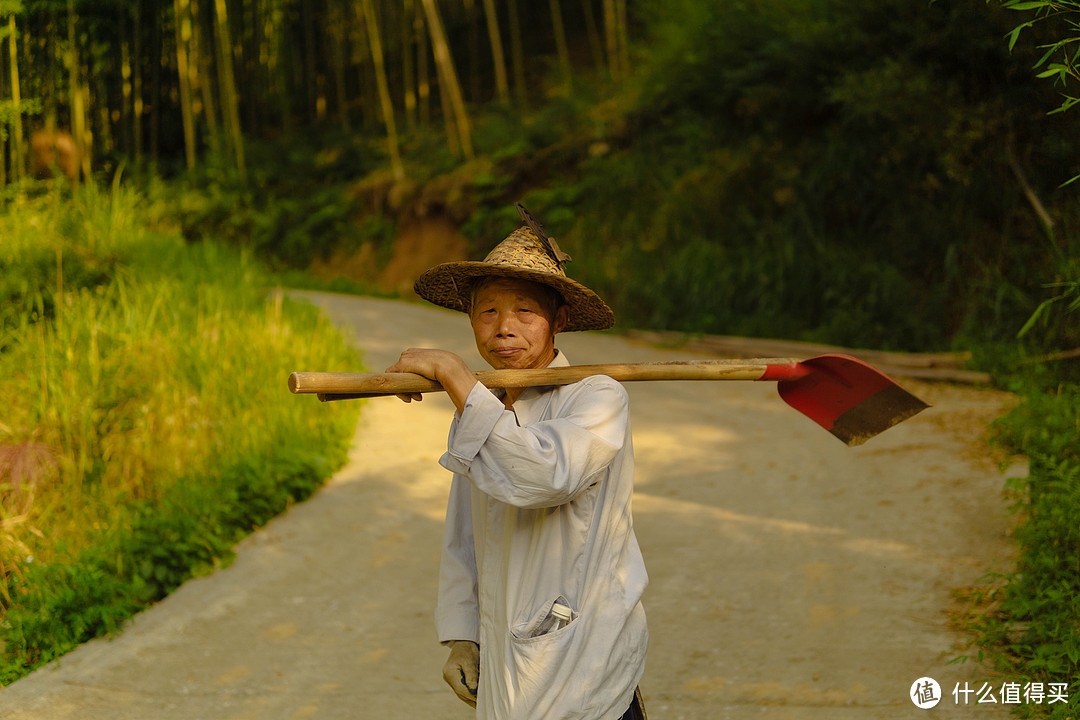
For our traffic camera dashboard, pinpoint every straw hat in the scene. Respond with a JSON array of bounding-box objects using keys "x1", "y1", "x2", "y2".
[{"x1": 414, "y1": 205, "x2": 614, "y2": 331}]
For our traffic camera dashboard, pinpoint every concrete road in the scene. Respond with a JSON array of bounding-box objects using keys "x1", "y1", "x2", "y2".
[{"x1": 0, "y1": 292, "x2": 1017, "y2": 719}]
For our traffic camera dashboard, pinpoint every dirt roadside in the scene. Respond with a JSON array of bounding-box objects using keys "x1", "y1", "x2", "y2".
[{"x1": 0, "y1": 292, "x2": 1019, "y2": 720}]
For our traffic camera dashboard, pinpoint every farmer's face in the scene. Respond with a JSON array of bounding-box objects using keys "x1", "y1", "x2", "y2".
[{"x1": 470, "y1": 278, "x2": 569, "y2": 370}]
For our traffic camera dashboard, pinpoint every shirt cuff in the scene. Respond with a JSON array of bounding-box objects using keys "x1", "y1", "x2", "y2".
[
  {"x1": 442, "y1": 382, "x2": 504, "y2": 467},
  {"x1": 435, "y1": 606, "x2": 480, "y2": 645}
]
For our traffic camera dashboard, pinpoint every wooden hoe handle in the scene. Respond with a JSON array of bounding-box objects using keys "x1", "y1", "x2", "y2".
[{"x1": 288, "y1": 359, "x2": 802, "y2": 401}]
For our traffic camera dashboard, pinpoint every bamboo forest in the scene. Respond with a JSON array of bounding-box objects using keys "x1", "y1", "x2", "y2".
[{"x1": 0, "y1": 0, "x2": 630, "y2": 181}]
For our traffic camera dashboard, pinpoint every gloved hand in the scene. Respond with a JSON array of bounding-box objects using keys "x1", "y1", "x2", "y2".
[{"x1": 442, "y1": 640, "x2": 480, "y2": 707}]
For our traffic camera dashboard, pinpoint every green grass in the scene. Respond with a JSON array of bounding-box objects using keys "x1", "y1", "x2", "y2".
[
  {"x1": 0, "y1": 182, "x2": 362, "y2": 683},
  {"x1": 951, "y1": 354, "x2": 1080, "y2": 717}
]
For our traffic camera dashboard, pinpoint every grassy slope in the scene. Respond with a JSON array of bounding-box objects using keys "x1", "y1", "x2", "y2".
[{"x1": 0, "y1": 182, "x2": 362, "y2": 683}]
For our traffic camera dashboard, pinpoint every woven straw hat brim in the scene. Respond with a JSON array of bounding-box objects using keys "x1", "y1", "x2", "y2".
[{"x1": 414, "y1": 261, "x2": 615, "y2": 332}]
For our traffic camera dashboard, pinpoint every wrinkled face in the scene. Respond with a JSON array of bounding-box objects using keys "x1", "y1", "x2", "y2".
[{"x1": 469, "y1": 277, "x2": 569, "y2": 370}]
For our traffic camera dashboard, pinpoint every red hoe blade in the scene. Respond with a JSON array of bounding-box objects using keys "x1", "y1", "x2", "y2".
[{"x1": 760, "y1": 354, "x2": 930, "y2": 445}]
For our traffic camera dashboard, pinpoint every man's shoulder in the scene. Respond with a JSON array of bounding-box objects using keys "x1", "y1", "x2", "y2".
[
  {"x1": 554, "y1": 373, "x2": 629, "y2": 406},
  {"x1": 578, "y1": 373, "x2": 626, "y2": 391}
]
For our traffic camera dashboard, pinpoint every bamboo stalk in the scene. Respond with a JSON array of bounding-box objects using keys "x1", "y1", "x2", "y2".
[
  {"x1": 8, "y1": 12, "x2": 24, "y2": 180},
  {"x1": 360, "y1": 0, "x2": 404, "y2": 181},
  {"x1": 172, "y1": 0, "x2": 196, "y2": 170},
  {"x1": 121, "y1": 16, "x2": 133, "y2": 156},
  {"x1": 420, "y1": 0, "x2": 472, "y2": 158},
  {"x1": 0, "y1": 20, "x2": 7, "y2": 187},
  {"x1": 508, "y1": 0, "x2": 525, "y2": 106},
  {"x1": 615, "y1": 0, "x2": 629, "y2": 78},
  {"x1": 192, "y1": 0, "x2": 223, "y2": 160},
  {"x1": 213, "y1": 0, "x2": 244, "y2": 176},
  {"x1": 133, "y1": 0, "x2": 143, "y2": 158},
  {"x1": 150, "y1": 2, "x2": 162, "y2": 163},
  {"x1": 581, "y1": 0, "x2": 604, "y2": 71},
  {"x1": 329, "y1": 2, "x2": 350, "y2": 132},
  {"x1": 402, "y1": 0, "x2": 417, "y2": 129},
  {"x1": 416, "y1": 1, "x2": 430, "y2": 125},
  {"x1": 549, "y1": 0, "x2": 571, "y2": 92},
  {"x1": 602, "y1": 0, "x2": 618, "y2": 80},
  {"x1": 482, "y1": 0, "x2": 509, "y2": 103},
  {"x1": 67, "y1": 0, "x2": 87, "y2": 188}
]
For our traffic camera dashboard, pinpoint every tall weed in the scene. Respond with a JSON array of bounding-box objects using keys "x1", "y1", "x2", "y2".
[{"x1": 0, "y1": 184, "x2": 361, "y2": 682}]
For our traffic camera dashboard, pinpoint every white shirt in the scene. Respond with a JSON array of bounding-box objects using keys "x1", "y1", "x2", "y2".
[{"x1": 435, "y1": 351, "x2": 649, "y2": 720}]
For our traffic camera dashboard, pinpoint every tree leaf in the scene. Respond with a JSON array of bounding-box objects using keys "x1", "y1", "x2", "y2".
[
  {"x1": 1009, "y1": 26, "x2": 1025, "y2": 50},
  {"x1": 1018, "y1": 298, "x2": 1053, "y2": 338},
  {"x1": 1005, "y1": 1, "x2": 1055, "y2": 10}
]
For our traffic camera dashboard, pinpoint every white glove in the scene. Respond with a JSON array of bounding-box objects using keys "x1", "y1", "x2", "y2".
[{"x1": 442, "y1": 640, "x2": 480, "y2": 707}]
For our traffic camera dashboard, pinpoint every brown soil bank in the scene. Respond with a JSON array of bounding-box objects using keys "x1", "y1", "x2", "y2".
[{"x1": 310, "y1": 212, "x2": 469, "y2": 298}]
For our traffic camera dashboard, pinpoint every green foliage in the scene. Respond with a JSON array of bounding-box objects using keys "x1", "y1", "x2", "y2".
[
  {"x1": 0, "y1": 183, "x2": 361, "y2": 683},
  {"x1": 167, "y1": 132, "x2": 385, "y2": 269},
  {"x1": 389, "y1": 0, "x2": 1068, "y2": 352},
  {"x1": 989, "y1": 0, "x2": 1080, "y2": 339},
  {"x1": 994, "y1": 1, "x2": 1080, "y2": 110},
  {"x1": 1018, "y1": 272, "x2": 1080, "y2": 340},
  {"x1": 953, "y1": 381, "x2": 1080, "y2": 718},
  {"x1": 0, "y1": 98, "x2": 40, "y2": 143}
]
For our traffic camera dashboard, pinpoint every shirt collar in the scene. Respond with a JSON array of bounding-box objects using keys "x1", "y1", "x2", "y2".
[{"x1": 509, "y1": 349, "x2": 568, "y2": 426}]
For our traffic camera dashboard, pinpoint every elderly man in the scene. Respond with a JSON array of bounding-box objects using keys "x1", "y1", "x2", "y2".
[{"x1": 386, "y1": 207, "x2": 648, "y2": 720}]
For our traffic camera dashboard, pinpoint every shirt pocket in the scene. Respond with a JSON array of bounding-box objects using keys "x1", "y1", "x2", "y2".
[
  {"x1": 506, "y1": 596, "x2": 583, "y2": 715},
  {"x1": 510, "y1": 595, "x2": 578, "y2": 641}
]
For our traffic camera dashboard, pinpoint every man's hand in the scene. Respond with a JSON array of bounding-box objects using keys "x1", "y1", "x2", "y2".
[
  {"x1": 386, "y1": 348, "x2": 478, "y2": 413},
  {"x1": 442, "y1": 640, "x2": 480, "y2": 708}
]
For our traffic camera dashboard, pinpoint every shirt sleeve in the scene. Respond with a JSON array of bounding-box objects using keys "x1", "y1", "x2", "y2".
[
  {"x1": 435, "y1": 474, "x2": 479, "y2": 644},
  {"x1": 438, "y1": 377, "x2": 628, "y2": 509}
]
